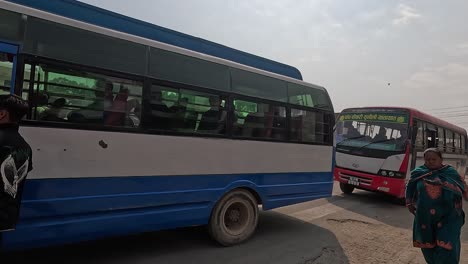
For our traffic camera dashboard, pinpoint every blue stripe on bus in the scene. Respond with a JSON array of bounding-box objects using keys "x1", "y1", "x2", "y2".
[
  {"x1": 6, "y1": 0, "x2": 303, "y2": 80},
  {"x1": 2, "y1": 172, "x2": 332, "y2": 251},
  {"x1": 0, "y1": 41, "x2": 18, "y2": 54}
]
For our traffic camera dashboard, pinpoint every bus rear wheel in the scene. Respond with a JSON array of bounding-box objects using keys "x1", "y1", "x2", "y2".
[
  {"x1": 208, "y1": 189, "x2": 259, "y2": 246},
  {"x1": 340, "y1": 183, "x2": 355, "y2": 194}
]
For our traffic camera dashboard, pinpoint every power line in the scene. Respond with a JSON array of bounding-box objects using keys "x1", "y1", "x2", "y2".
[
  {"x1": 446, "y1": 118, "x2": 468, "y2": 122},
  {"x1": 423, "y1": 105, "x2": 468, "y2": 111},
  {"x1": 432, "y1": 113, "x2": 468, "y2": 118},
  {"x1": 430, "y1": 109, "x2": 468, "y2": 115},
  {"x1": 432, "y1": 114, "x2": 468, "y2": 119},
  {"x1": 434, "y1": 114, "x2": 468, "y2": 118},
  {"x1": 437, "y1": 120, "x2": 468, "y2": 125}
]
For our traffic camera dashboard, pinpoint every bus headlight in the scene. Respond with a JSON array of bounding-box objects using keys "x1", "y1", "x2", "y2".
[{"x1": 378, "y1": 169, "x2": 404, "y2": 178}]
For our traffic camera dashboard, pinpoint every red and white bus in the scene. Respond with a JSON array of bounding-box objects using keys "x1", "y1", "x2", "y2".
[{"x1": 334, "y1": 107, "x2": 468, "y2": 200}]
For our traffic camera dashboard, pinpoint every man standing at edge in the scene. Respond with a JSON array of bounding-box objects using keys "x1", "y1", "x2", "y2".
[{"x1": 0, "y1": 94, "x2": 32, "y2": 245}]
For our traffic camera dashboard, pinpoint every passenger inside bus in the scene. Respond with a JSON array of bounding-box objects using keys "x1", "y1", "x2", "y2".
[
  {"x1": 67, "y1": 80, "x2": 114, "y2": 124},
  {"x1": 149, "y1": 90, "x2": 173, "y2": 130},
  {"x1": 240, "y1": 104, "x2": 286, "y2": 139},
  {"x1": 104, "y1": 86, "x2": 129, "y2": 126},
  {"x1": 125, "y1": 98, "x2": 141, "y2": 127},
  {"x1": 265, "y1": 106, "x2": 286, "y2": 140},
  {"x1": 242, "y1": 103, "x2": 267, "y2": 138},
  {"x1": 40, "y1": 97, "x2": 67, "y2": 122},
  {"x1": 344, "y1": 122, "x2": 361, "y2": 138},
  {"x1": 197, "y1": 96, "x2": 226, "y2": 134},
  {"x1": 34, "y1": 93, "x2": 49, "y2": 120},
  {"x1": 169, "y1": 97, "x2": 197, "y2": 131},
  {"x1": 395, "y1": 129, "x2": 408, "y2": 148},
  {"x1": 373, "y1": 127, "x2": 387, "y2": 141}
]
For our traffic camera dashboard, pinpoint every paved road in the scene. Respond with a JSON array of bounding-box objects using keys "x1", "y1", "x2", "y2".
[{"x1": 3, "y1": 183, "x2": 468, "y2": 263}]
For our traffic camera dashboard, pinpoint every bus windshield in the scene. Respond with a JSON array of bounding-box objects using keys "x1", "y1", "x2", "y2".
[{"x1": 335, "y1": 111, "x2": 409, "y2": 152}]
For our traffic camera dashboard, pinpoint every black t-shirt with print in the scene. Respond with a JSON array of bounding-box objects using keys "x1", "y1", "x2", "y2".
[{"x1": 0, "y1": 124, "x2": 32, "y2": 231}]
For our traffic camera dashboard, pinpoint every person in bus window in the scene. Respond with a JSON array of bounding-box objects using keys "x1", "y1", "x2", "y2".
[
  {"x1": 169, "y1": 97, "x2": 195, "y2": 131},
  {"x1": 396, "y1": 129, "x2": 408, "y2": 149},
  {"x1": 68, "y1": 80, "x2": 114, "y2": 124},
  {"x1": 405, "y1": 148, "x2": 467, "y2": 264},
  {"x1": 104, "y1": 86, "x2": 129, "y2": 126},
  {"x1": 149, "y1": 90, "x2": 172, "y2": 130},
  {"x1": 344, "y1": 122, "x2": 360, "y2": 138},
  {"x1": 125, "y1": 98, "x2": 141, "y2": 128},
  {"x1": 373, "y1": 127, "x2": 387, "y2": 141},
  {"x1": 0, "y1": 95, "x2": 32, "y2": 232},
  {"x1": 265, "y1": 106, "x2": 286, "y2": 140},
  {"x1": 242, "y1": 104, "x2": 266, "y2": 138},
  {"x1": 197, "y1": 96, "x2": 226, "y2": 134},
  {"x1": 102, "y1": 80, "x2": 115, "y2": 122},
  {"x1": 40, "y1": 97, "x2": 67, "y2": 122},
  {"x1": 34, "y1": 93, "x2": 49, "y2": 120}
]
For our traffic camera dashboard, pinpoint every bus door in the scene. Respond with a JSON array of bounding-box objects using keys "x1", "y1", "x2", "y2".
[
  {"x1": 410, "y1": 120, "x2": 425, "y2": 171},
  {"x1": 0, "y1": 42, "x2": 19, "y2": 95},
  {"x1": 425, "y1": 123, "x2": 437, "y2": 148}
]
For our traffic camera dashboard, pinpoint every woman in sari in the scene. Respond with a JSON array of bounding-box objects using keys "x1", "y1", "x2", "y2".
[{"x1": 406, "y1": 148, "x2": 468, "y2": 263}]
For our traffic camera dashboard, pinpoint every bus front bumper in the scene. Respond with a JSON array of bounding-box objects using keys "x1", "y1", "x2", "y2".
[{"x1": 333, "y1": 167, "x2": 406, "y2": 198}]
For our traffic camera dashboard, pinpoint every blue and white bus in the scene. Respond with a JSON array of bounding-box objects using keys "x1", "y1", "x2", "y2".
[{"x1": 0, "y1": 0, "x2": 335, "y2": 251}]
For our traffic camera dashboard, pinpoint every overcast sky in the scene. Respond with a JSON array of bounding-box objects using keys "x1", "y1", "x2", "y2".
[{"x1": 80, "y1": 0, "x2": 468, "y2": 128}]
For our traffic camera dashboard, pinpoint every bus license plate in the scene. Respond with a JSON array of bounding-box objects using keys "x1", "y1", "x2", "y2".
[{"x1": 348, "y1": 177, "x2": 360, "y2": 186}]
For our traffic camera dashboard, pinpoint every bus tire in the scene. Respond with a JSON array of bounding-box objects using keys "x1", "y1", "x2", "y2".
[
  {"x1": 208, "y1": 189, "x2": 259, "y2": 246},
  {"x1": 339, "y1": 183, "x2": 355, "y2": 194}
]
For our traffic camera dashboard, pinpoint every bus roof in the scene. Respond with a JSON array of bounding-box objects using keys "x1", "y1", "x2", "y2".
[
  {"x1": 5, "y1": 0, "x2": 303, "y2": 81},
  {"x1": 340, "y1": 106, "x2": 467, "y2": 135}
]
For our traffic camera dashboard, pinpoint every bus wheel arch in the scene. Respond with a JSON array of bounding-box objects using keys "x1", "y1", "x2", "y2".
[{"x1": 208, "y1": 188, "x2": 259, "y2": 246}]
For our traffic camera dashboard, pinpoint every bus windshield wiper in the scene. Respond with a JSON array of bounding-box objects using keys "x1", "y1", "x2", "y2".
[
  {"x1": 356, "y1": 138, "x2": 395, "y2": 150},
  {"x1": 336, "y1": 135, "x2": 366, "y2": 145}
]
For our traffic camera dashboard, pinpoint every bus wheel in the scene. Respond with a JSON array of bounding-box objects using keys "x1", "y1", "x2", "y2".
[
  {"x1": 339, "y1": 183, "x2": 355, "y2": 194},
  {"x1": 208, "y1": 189, "x2": 259, "y2": 246}
]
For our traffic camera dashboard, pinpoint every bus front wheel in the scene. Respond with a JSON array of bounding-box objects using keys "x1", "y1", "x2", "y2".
[
  {"x1": 208, "y1": 189, "x2": 259, "y2": 246},
  {"x1": 340, "y1": 183, "x2": 355, "y2": 194}
]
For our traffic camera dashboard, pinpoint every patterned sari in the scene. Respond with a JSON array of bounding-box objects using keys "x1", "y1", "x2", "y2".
[{"x1": 405, "y1": 164, "x2": 468, "y2": 264}]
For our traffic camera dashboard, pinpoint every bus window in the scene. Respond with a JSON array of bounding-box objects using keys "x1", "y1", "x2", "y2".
[
  {"x1": 232, "y1": 99, "x2": 257, "y2": 136},
  {"x1": 291, "y1": 109, "x2": 331, "y2": 143},
  {"x1": 287, "y1": 83, "x2": 332, "y2": 110},
  {"x1": 445, "y1": 130, "x2": 455, "y2": 152},
  {"x1": 291, "y1": 109, "x2": 317, "y2": 142},
  {"x1": 414, "y1": 121, "x2": 424, "y2": 149},
  {"x1": 148, "y1": 85, "x2": 177, "y2": 130},
  {"x1": 336, "y1": 118, "x2": 407, "y2": 151},
  {"x1": 425, "y1": 123, "x2": 437, "y2": 148},
  {"x1": 23, "y1": 63, "x2": 143, "y2": 128},
  {"x1": 0, "y1": 52, "x2": 15, "y2": 95},
  {"x1": 231, "y1": 68, "x2": 287, "y2": 102},
  {"x1": 454, "y1": 133, "x2": 461, "y2": 154},
  {"x1": 149, "y1": 84, "x2": 227, "y2": 135},
  {"x1": 232, "y1": 99, "x2": 286, "y2": 140},
  {"x1": 437, "y1": 127, "x2": 445, "y2": 149},
  {"x1": 462, "y1": 136, "x2": 467, "y2": 154},
  {"x1": 196, "y1": 95, "x2": 227, "y2": 134}
]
